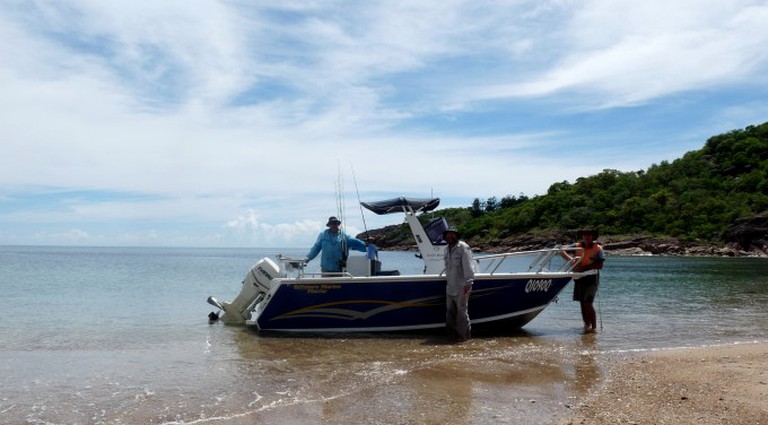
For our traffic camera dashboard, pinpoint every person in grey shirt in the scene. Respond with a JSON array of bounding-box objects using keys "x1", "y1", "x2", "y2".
[{"x1": 443, "y1": 227, "x2": 474, "y2": 341}]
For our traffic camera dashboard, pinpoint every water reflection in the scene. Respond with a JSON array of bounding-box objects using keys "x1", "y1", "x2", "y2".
[
  {"x1": 220, "y1": 328, "x2": 605, "y2": 423},
  {"x1": 570, "y1": 333, "x2": 601, "y2": 396}
]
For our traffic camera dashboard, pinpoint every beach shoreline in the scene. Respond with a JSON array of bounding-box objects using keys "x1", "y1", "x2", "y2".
[
  {"x1": 177, "y1": 340, "x2": 768, "y2": 425},
  {"x1": 558, "y1": 341, "x2": 768, "y2": 424}
]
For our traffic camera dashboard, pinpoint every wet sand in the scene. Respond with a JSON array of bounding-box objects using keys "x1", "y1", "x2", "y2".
[
  {"x1": 170, "y1": 340, "x2": 768, "y2": 425},
  {"x1": 174, "y1": 331, "x2": 605, "y2": 425},
  {"x1": 219, "y1": 341, "x2": 768, "y2": 425},
  {"x1": 559, "y1": 341, "x2": 768, "y2": 425}
]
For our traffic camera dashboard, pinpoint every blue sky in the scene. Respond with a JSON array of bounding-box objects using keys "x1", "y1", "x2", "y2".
[{"x1": 1, "y1": 1, "x2": 767, "y2": 248}]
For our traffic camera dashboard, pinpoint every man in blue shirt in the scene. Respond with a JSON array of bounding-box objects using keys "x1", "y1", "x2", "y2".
[{"x1": 306, "y1": 216, "x2": 367, "y2": 274}]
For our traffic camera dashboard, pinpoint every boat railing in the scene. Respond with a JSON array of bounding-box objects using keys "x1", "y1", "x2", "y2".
[
  {"x1": 276, "y1": 254, "x2": 309, "y2": 278},
  {"x1": 303, "y1": 271, "x2": 356, "y2": 278},
  {"x1": 474, "y1": 246, "x2": 584, "y2": 275},
  {"x1": 277, "y1": 246, "x2": 584, "y2": 279},
  {"x1": 276, "y1": 254, "x2": 358, "y2": 279}
]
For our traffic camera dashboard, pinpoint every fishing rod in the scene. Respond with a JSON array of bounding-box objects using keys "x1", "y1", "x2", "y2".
[
  {"x1": 335, "y1": 162, "x2": 348, "y2": 270},
  {"x1": 350, "y1": 165, "x2": 370, "y2": 243}
]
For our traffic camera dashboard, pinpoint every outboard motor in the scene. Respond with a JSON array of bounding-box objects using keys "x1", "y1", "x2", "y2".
[{"x1": 209, "y1": 257, "x2": 280, "y2": 325}]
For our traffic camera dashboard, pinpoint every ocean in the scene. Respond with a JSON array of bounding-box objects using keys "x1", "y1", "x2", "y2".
[{"x1": 1, "y1": 246, "x2": 767, "y2": 424}]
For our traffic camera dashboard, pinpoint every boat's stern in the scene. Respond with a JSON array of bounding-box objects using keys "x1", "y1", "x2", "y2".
[{"x1": 208, "y1": 257, "x2": 280, "y2": 325}]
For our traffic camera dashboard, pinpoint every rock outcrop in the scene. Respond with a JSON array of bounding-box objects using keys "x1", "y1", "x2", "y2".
[{"x1": 725, "y1": 215, "x2": 768, "y2": 251}]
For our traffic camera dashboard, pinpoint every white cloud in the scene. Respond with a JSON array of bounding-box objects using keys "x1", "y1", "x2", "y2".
[
  {"x1": 1, "y1": 1, "x2": 766, "y2": 246},
  {"x1": 468, "y1": 0, "x2": 768, "y2": 107},
  {"x1": 225, "y1": 211, "x2": 325, "y2": 247},
  {"x1": 32, "y1": 228, "x2": 91, "y2": 244}
]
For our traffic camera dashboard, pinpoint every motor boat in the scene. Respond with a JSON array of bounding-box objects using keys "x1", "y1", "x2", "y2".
[{"x1": 207, "y1": 197, "x2": 592, "y2": 333}]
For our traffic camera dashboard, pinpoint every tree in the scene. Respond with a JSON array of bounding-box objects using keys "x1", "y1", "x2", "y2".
[
  {"x1": 470, "y1": 198, "x2": 482, "y2": 218},
  {"x1": 484, "y1": 196, "x2": 499, "y2": 212}
]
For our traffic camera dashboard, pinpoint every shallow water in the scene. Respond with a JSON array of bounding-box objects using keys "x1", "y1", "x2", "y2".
[{"x1": 1, "y1": 246, "x2": 766, "y2": 424}]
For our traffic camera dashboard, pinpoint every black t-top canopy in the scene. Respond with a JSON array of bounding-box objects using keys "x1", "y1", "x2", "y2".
[{"x1": 360, "y1": 197, "x2": 440, "y2": 215}]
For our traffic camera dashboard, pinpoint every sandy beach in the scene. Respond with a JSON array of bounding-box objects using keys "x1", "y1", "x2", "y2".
[
  {"x1": 170, "y1": 340, "x2": 768, "y2": 425},
  {"x1": 559, "y1": 341, "x2": 768, "y2": 425}
]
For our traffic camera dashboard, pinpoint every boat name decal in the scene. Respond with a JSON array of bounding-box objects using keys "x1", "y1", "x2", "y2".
[
  {"x1": 296, "y1": 284, "x2": 342, "y2": 295},
  {"x1": 525, "y1": 279, "x2": 552, "y2": 293}
]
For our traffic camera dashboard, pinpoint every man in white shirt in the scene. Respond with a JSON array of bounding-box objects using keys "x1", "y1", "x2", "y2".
[{"x1": 443, "y1": 227, "x2": 474, "y2": 341}]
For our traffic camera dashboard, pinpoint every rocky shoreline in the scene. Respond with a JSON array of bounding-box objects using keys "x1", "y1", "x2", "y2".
[
  {"x1": 598, "y1": 238, "x2": 768, "y2": 257},
  {"x1": 360, "y1": 226, "x2": 768, "y2": 258},
  {"x1": 380, "y1": 239, "x2": 768, "y2": 257}
]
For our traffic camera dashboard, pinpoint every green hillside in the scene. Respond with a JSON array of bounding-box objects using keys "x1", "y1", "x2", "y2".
[{"x1": 364, "y1": 122, "x2": 768, "y2": 252}]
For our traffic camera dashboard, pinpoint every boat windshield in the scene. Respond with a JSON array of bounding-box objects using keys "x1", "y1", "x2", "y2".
[{"x1": 425, "y1": 217, "x2": 449, "y2": 245}]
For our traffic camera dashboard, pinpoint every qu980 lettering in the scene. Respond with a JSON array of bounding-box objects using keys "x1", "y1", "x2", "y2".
[{"x1": 525, "y1": 279, "x2": 552, "y2": 293}]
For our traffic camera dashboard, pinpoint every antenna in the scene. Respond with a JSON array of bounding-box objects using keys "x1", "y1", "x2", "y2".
[{"x1": 430, "y1": 188, "x2": 435, "y2": 218}]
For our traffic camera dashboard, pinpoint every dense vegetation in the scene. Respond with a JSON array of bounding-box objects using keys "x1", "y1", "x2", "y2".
[{"x1": 409, "y1": 122, "x2": 768, "y2": 247}]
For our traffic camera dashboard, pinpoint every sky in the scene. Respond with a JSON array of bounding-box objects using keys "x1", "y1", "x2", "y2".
[{"x1": 1, "y1": 1, "x2": 767, "y2": 248}]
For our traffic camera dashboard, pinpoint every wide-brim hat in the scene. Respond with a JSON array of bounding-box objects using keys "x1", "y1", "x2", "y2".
[
  {"x1": 577, "y1": 228, "x2": 599, "y2": 238},
  {"x1": 326, "y1": 216, "x2": 342, "y2": 226},
  {"x1": 443, "y1": 226, "x2": 460, "y2": 239}
]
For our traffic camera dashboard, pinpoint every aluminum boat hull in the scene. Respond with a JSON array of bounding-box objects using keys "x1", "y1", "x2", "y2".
[{"x1": 249, "y1": 274, "x2": 572, "y2": 332}]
